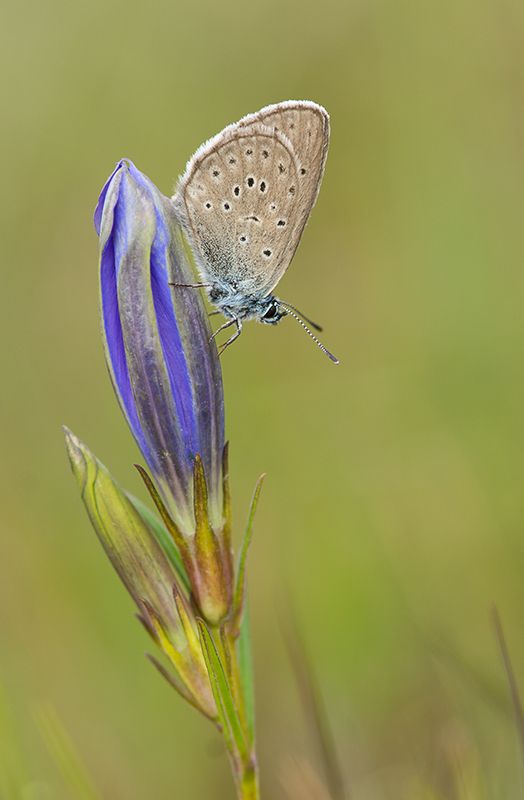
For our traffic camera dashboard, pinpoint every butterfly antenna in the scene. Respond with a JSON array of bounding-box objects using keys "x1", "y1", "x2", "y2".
[
  {"x1": 279, "y1": 303, "x2": 339, "y2": 364},
  {"x1": 280, "y1": 301, "x2": 323, "y2": 332}
]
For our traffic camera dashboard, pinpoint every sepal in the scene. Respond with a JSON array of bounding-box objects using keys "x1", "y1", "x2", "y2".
[{"x1": 136, "y1": 455, "x2": 234, "y2": 626}]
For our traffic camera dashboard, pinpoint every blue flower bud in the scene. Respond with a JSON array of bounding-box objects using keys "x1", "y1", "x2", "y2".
[{"x1": 95, "y1": 160, "x2": 224, "y2": 535}]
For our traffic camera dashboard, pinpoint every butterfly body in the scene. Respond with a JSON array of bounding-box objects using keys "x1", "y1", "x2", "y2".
[
  {"x1": 173, "y1": 100, "x2": 338, "y2": 361},
  {"x1": 207, "y1": 284, "x2": 285, "y2": 325}
]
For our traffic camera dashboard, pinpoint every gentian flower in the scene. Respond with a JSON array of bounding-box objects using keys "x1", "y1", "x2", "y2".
[
  {"x1": 92, "y1": 160, "x2": 232, "y2": 624},
  {"x1": 65, "y1": 160, "x2": 262, "y2": 798},
  {"x1": 94, "y1": 160, "x2": 224, "y2": 535}
]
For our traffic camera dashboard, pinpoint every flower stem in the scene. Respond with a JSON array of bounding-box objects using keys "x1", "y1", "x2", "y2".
[
  {"x1": 239, "y1": 765, "x2": 259, "y2": 800},
  {"x1": 222, "y1": 626, "x2": 260, "y2": 799}
]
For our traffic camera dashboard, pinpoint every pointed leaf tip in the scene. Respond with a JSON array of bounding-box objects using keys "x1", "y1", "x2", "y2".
[
  {"x1": 231, "y1": 473, "x2": 266, "y2": 636},
  {"x1": 63, "y1": 427, "x2": 90, "y2": 487},
  {"x1": 134, "y1": 463, "x2": 189, "y2": 559}
]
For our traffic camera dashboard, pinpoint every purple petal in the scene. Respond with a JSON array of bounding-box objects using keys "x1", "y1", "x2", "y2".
[{"x1": 95, "y1": 160, "x2": 224, "y2": 531}]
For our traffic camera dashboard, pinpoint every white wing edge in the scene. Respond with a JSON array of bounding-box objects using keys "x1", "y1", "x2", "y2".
[
  {"x1": 170, "y1": 100, "x2": 329, "y2": 286},
  {"x1": 172, "y1": 100, "x2": 328, "y2": 199},
  {"x1": 236, "y1": 99, "x2": 329, "y2": 129}
]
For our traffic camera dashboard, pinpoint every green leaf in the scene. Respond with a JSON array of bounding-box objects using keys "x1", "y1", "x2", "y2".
[
  {"x1": 128, "y1": 493, "x2": 190, "y2": 592},
  {"x1": 237, "y1": 600, "x2": 256, "y2": 742},
  {"x1": 197, "y1": 619, "x2": 248, "y2": 762},
  {"x1": 231, "y1": 474, "x2": 266, "y2": 636}
]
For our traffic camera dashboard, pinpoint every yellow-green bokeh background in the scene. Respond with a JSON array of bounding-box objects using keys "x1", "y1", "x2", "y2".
[{"x1": 2, "y1": 0, "x2": 524, "y2": 797}]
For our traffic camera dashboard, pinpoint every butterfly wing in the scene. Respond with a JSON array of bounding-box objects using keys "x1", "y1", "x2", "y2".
[
  {"x1": 238, "y1": 100, "x2": 330, "y2": 211},
  {"x1": 173, "y1": 101, "x2": 329, "y2": 298}
]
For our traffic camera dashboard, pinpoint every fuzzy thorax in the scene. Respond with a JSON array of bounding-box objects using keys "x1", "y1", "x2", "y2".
[{"x1": 208, "y1": 287, "x2": 286, "y2": 324}]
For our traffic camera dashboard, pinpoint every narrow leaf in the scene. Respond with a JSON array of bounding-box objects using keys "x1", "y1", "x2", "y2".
[
  {"x1": 231, "y1": 474, "x2": 266, "y2": 636},
  {"x1": 197, "y1": 619, "x2": 248, "y2": 762},
  {"x1": 237, "y1": 600, "x2": 256, "y2": 741}
]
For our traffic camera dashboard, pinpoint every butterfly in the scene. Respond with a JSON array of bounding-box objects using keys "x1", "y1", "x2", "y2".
[{"x1": 172, "y1": 100, "x2": 338, "y2": 362}]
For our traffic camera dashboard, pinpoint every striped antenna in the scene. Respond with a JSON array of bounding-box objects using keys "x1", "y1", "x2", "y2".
[{"x1": 279, "y1": 302, "x2": 339, "y2": 364}]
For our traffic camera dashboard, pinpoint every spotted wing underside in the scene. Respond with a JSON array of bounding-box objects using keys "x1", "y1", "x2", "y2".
[{"x1": 173, "y1": 101, "x2": 329, "y2": 297}]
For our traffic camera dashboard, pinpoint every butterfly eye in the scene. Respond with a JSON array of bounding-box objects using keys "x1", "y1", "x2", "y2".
[
  {"x1": 263, "y1": 304, "x2": 278, "y2": 319},
  {"x1": 262, "y1": 249, "x2": 272, "y2": 258},
  {"x1": 259, "y1": 181, "x2": 266, "y2": 192},
  {"x1": 233, "y1": 186, "x2": 240, "y2": 196},
  {"x1": 277, "y1": 219, "x2": 286, "y2": 227},
  {"x1": 247, "y1": 177, "x2": 255, "y2": 187},
  {"x1": 223, "y1": 202, "x2": 231, "y2": 211}
]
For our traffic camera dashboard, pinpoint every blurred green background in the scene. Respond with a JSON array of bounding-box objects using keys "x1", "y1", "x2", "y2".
[{"x1": 1, "y1": 0, "x2": 524, "y2": 796}]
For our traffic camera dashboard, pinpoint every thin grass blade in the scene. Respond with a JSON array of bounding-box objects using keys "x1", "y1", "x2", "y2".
[
  {"x1": 35, "y1": 703, "x2": 100, "y2": 800},
  {"x1": 492, "y1": 606, "x2": 524, "y2": 774},
  {"x1": 282, "y1": 609, "x2": 348, "y2": 800}
]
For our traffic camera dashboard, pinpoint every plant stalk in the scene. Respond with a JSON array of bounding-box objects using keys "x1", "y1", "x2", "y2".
[
  {"x1": 219, "y1": 624, "x2": 259, "y2": 800},
  {"x1": 239, "y1": 764, "x2": 259, "y2": 800}
]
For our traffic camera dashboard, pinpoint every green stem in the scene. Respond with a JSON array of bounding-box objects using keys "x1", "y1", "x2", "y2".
[
  {"x1": 222, "y1": 627, "x2": 259, "y2": 799},
  {"x1": 200, "y1": 620, "x2": 260, "y2": 798},
  {"x1": 239, "y1": 764, "x2": 259, "y2": 800}
]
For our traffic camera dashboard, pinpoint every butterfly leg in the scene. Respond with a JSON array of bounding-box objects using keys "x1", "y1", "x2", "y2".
[
  {"x1": 218, "y1": 319, "x2": 243, "y2": 356},
  {"x1": 209, "y1": 318, "x2": 236, "y2": 343}
]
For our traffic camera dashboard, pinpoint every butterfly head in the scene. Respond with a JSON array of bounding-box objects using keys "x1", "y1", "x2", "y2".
[{"x1": 259, "y1": 297, "x2": 287, "y2": 325}]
